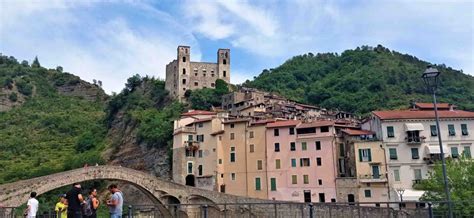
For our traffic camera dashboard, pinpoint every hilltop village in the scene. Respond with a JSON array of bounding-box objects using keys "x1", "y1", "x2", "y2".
[{"x1": 165, "y1": 46, "x2": 474, "y2": 207}]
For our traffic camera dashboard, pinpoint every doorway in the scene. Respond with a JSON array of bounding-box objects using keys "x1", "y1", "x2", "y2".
[
  {"x1": 304, "y1": 190, "x2": 311, "y2": 202},
  {"x1": 185, "y1": 175, "x2": 195, "y2": 186}
]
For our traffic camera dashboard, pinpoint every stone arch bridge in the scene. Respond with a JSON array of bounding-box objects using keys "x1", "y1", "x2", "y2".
[{"x1": 0, "y1": 166, "x2": 267, "y2": 215}]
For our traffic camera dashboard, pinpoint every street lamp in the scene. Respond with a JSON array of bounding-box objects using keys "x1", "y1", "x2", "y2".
[{"x1": 421, "y1": 66, "x2": 452, "y2": 218}]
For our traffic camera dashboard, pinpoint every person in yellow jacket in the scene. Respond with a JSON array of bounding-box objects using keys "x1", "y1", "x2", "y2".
[{"x1": 55, "y1": 194, "x2": 68, "y2": 218}]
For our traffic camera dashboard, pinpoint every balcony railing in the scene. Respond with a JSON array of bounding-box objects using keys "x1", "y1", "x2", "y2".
[
  {"x1": 405, "y1": 136, "x2": 426, "y2": 144},
  {"x1": 184, "y1": 141, "x2": 200, "y2": 151},
  {"x1": 358, "y1": 174, "x2": 387, "y2": 183},
  {"x1": 173, "y1": 126, "x2": 196, "y2": 134}
]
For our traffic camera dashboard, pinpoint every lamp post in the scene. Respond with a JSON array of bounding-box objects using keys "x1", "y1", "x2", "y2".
[
  {"x1": 396, "y1": 188, "x2": 405, "y2": 209},
  {"x1": 421, "y1": 66, "x2": 452, "y2": 218}
]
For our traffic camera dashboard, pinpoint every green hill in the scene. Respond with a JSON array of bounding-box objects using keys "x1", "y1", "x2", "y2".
[
  {"x1": 244, "y1": 45, "x2": 474, "y2": 114},
  {"x1": 0, "y1": 55, "x2": 107, "y2": 184}
]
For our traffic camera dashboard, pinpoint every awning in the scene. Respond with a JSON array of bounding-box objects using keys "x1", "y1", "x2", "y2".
[
  {"x1": 405, "y1": 123, "x2": 424, "y2": 131},
  {"x1": 402, "y1": 189, "x2": 425, "y2": 201},
  {"x1": 426, "y1": 145, "x2": 448, "y2": 154}
]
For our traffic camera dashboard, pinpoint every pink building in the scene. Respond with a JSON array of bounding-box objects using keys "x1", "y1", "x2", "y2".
[{"x1": 266, "y1": 120, "x2": 337, "y2": 202}]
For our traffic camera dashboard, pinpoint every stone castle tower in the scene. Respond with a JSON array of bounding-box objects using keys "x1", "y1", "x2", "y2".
[{"x1": 165, "y1": 46, "x2": 230, "y2": 101}]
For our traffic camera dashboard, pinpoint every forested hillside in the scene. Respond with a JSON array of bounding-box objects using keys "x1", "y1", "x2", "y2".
[
  {"x1": 0, "y1": 55, "x2": 107, "y2": 183},
  {"x1": 244, "y1": 45, "x2": 474, "y2": 114}
]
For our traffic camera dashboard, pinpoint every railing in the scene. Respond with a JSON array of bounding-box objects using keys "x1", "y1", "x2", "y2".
[
  {"x1": 405, "y1": 136, "x2": 426, "y2": 144},
  {"x1": 359, "y1": 174, "x2": 388, "y2": 183},
  {"x1": 173, "y1": 126, "x2": 196, "y2": 134},
  {"x1": 5, "y1": 201, "x2": 474, "y2": 218},
  {"x1": 184, "y1": 141, "x2": 200, "y2": 151}
]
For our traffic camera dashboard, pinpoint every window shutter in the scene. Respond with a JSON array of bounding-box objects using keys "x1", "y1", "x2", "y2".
[
  {"x1": 359, "y1": 149, "x2": 363, "y2": 162},
  {"x1": 368, "y1": 149, "x2": 372, "y2": 162}
]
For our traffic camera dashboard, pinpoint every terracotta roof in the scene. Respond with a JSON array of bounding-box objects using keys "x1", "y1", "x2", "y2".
[
  {"x1": 266, "y1": 120, "x2": 300, "y2": 128},
  {"x1": 414, "y1": 103, "x2": 453, "y2": 109},
  {"x1": 373, "y1": 110, "x2": 474, "y2": 120},
  {"x1": 297, "y1": 120, "x2": 334, "y2": 129},
  {"x1": 181, "y1": 110, "x2": 216, "y2": 116},
  {"x1": 341, "y1": 129, "x2": 374, "y2": 136},
  {"x1": 250, "y1": 119, "x2": 275, "y2": 126}
]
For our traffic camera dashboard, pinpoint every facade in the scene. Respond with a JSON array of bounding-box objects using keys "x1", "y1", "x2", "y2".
[
  {"x1": 165, "y1": 46, "x2": 230, "y2": 101},
  {"x1": 362, "y1": 103, "x2": 474, "y2": 202},
  {"x1": 266, "y1": 120, "x2": 338, "y2": 203}
]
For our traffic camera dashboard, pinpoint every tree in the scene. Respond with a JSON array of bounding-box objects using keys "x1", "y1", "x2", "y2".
[
  {"x1": 98, "y1": 80, "x2": 102, "y2": 87},
  {"x1": 417, "y1": 157, "x2": 474, "y2": 216},
  {"x1": 56, "y1": 66, "x2": 63, "y2": 73},
  {"x1": 32, "y1": 56, "x2": 41, "y2": 68},
  {"x1": 21, "y1": 60, "x2": 29, "y2": 67}
]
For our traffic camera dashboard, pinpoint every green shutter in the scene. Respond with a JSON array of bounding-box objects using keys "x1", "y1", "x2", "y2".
[
  {"x1": 270, "y1": 178, "x2": 276, "y2": 191},
  {"x1": 464, "y1": 147, "x2": 471, "y2": 158},
  {"x1": 359, "y1": 149, "x2": 363, "y2": 162},
  {"x1": 255, "y1": 178, "x2": 261, "y2": 190},
  {"x1": 368, "y1": 149, "x2": 372, "y2": 162}
]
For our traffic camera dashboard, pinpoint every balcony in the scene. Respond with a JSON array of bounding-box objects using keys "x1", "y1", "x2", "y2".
[
  {"x1": 173, "y1": 126, "x2": 196, "y2": 134},
  {"x1": 358, "y1": 174, "x2": 388, "y2": 183},
  {"x1": 405, "y1": 136, "x2": 426, "y2": 145},
  {"x1": 184, "y1": 141, "x2": 200, "y2": 151}
]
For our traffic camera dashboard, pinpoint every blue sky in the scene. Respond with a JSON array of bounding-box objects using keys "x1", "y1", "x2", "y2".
[{"x1": 1, "y1": 0, "x2": 473, "y2": 93}]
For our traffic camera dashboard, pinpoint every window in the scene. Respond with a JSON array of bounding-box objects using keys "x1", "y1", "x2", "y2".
[
  {"x1": 249, "y1": 144, "x2": 255, "y2": 153},
  {"x1": 223, "y1": 71, "x2": 227, "y2": 77},
  {"x1": 211, "y1": 83, "x2": 215, "y2": 87},
  {"x1": 230, "y1": 124, "x2": 234, "y2": 128},
  {"x1": 289, "y1": 128, "x2": 295, "y2": 135},
  {"x1": 387, "y1": 126, "x2": 395, "y2": 138},
  {"x1": 275, "y1": 143, "x2": 280, "y2": 152},
  {"x1": 223, "y1": 59, "x2": 227, "y2": 65},
  {"x1": 182, "y1": 56, "x2": 186, "y2": 62},
  {"x1": 194, "y1": 82, "x2": 198, "y2": 86},
  {"x1": 230, "y1": 147, "x2": 235, "y2": 162},
  {"x1": 291, "y1": 158, "x2": 297, "y2": 167},
  {"x1": 316, "y1": 157, "x2": 322, "y2": 166},
  {"x1": 364, "y1": 190, "x2": 372, "y2": 198},
  {"x1": 320, "y1": 126, "x2": 329, "y2": 132},
  {"x1": 290, "y1": 142, "x2": 296, "y2": 151},
  {"x1": 303, "y1": 175, "x2": 309, "y2": 184},
  {"x1": 182, "y1": 68, "x2": 186, "y2": 74},
  {"x1": 219, "y1": 159, "x2": 222, "y2": 164},
  {"x1": 318, "y1": 179, "x2": 323, "y2": 185},
  {"x1": 451, "y1": 147, "x2": 459, "y2": 158},
  {"x1": 430, "y1": 125, "x2": 437, "y2": 136},
  {"x1": 275, "y1": 159, "x2": 281, "y2": 169},
  {"x1": 198, "y1": 165, "x2": 203, "y2": 176},
  {"x1": 274, "y1": 129, "x2": 280, "y2": 136},
  {"x1": 302, "y1": 142, "x2": 307, "y2": 151},
  {"x1": 187, "y1": 162, "x2": 193, "y2": 174},
  {"x1": 359, "y1": 149, "x2": 372, "y2": 162},
  {"x1": 463, "y1": 146, "x2": 472, "y2": 158},
  {"x1": 249, "y1": 131, "x2": 254, "y2": 138},
  {"x1": 231, "y1": 173, "x2": 236, "y2": 181},
  {"x1": 198, "y1": 150, "x2": 203, "y2": 158},
  {"x1": 411, "y1": 148, "x2": 419, "y2": 159},
  {"x1": 257, "y1": 160, "x2": 263, "y2": 170},
  {"x1": 300, "y1": 158, "x2": 310, "y2": 167},
  {"x1": 319, "y1": 193, "x2": 326, "y2": 202},
  {"x1": 292, "y1": 175, "x2": 298, "y2": 184},
  {"x1": 188, "y1": 135, "x2": 193, "y2": 141},
  {"x1": 414, "y1": 169, "x2": 422, "y2": 180},
  {"x1": 195, "y1": 73, "x2": 198, "y2": 76},
  {"x1": 270, "y1": 178, "x2": 277, "y2": 191},
  {"x1": 198, "y1": 123, "x2": 203, "y2": 128},
  {"x1": 316, "y1": 141, "x2": 322, "y2": 150},
  {"x1": 255, "y1": 178, "x2": 261, "y2": 190},
  {"x1": 393, "y1": 169, "x2": 400, "y2": 182},
  {"x1": 448, "y1": 124, "x2": 456, "y2": 136},
  {"x1": 389, "y1": 148, "x2": 398, "y2": 160},
  {"x1": 196, "y1": 135, "x2": 204, "y2": 142},
  {"x1": 338, "y1": 143, "x2": 343, "y2": 155},
  {"x1": 230, "y1": 133, "x2": 235, "y2": 140},
  {"x1": 461, "y1": 124, "x2": 469, "y2": 136}
]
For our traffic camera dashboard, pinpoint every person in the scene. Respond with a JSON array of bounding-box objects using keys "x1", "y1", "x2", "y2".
[
  {"x1": 83, "y1": 189, "x2": 99, "y2": 218},
  {"x1": 106, "y1": 184, "x2": 123, "y2": 218},
  {"x1": 54, "y1": 194, "x2": 68, "y2": 218},
  {"x1": 24, "y1": 192, "x2": 39, "y2": 218},
  {"x1": 65, "y1": 183, "x2": 84, "y2": 218}
]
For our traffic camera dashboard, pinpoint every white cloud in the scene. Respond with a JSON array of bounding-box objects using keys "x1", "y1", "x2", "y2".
[{"x1": 0, "y1": 1, "x2": 200, "y2": 93}]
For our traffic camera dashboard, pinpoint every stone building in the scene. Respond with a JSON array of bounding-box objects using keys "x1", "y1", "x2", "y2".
[{"x1": 165, "y1": 46, "x2": 231, "y2": 101}]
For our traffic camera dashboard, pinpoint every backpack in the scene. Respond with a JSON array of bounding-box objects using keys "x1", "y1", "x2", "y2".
[{"x1": 82, "y1": 197, "x2": 94, "y2": 216}]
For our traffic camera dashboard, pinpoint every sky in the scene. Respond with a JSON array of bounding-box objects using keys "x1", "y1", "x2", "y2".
[{"x1": 1, "y1": 0, "x2": 473, "y2": 93}]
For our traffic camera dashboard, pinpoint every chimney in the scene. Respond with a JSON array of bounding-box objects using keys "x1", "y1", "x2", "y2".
[{"x1": 449, "y1": 104, "x2": 454, "y2": 111}]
